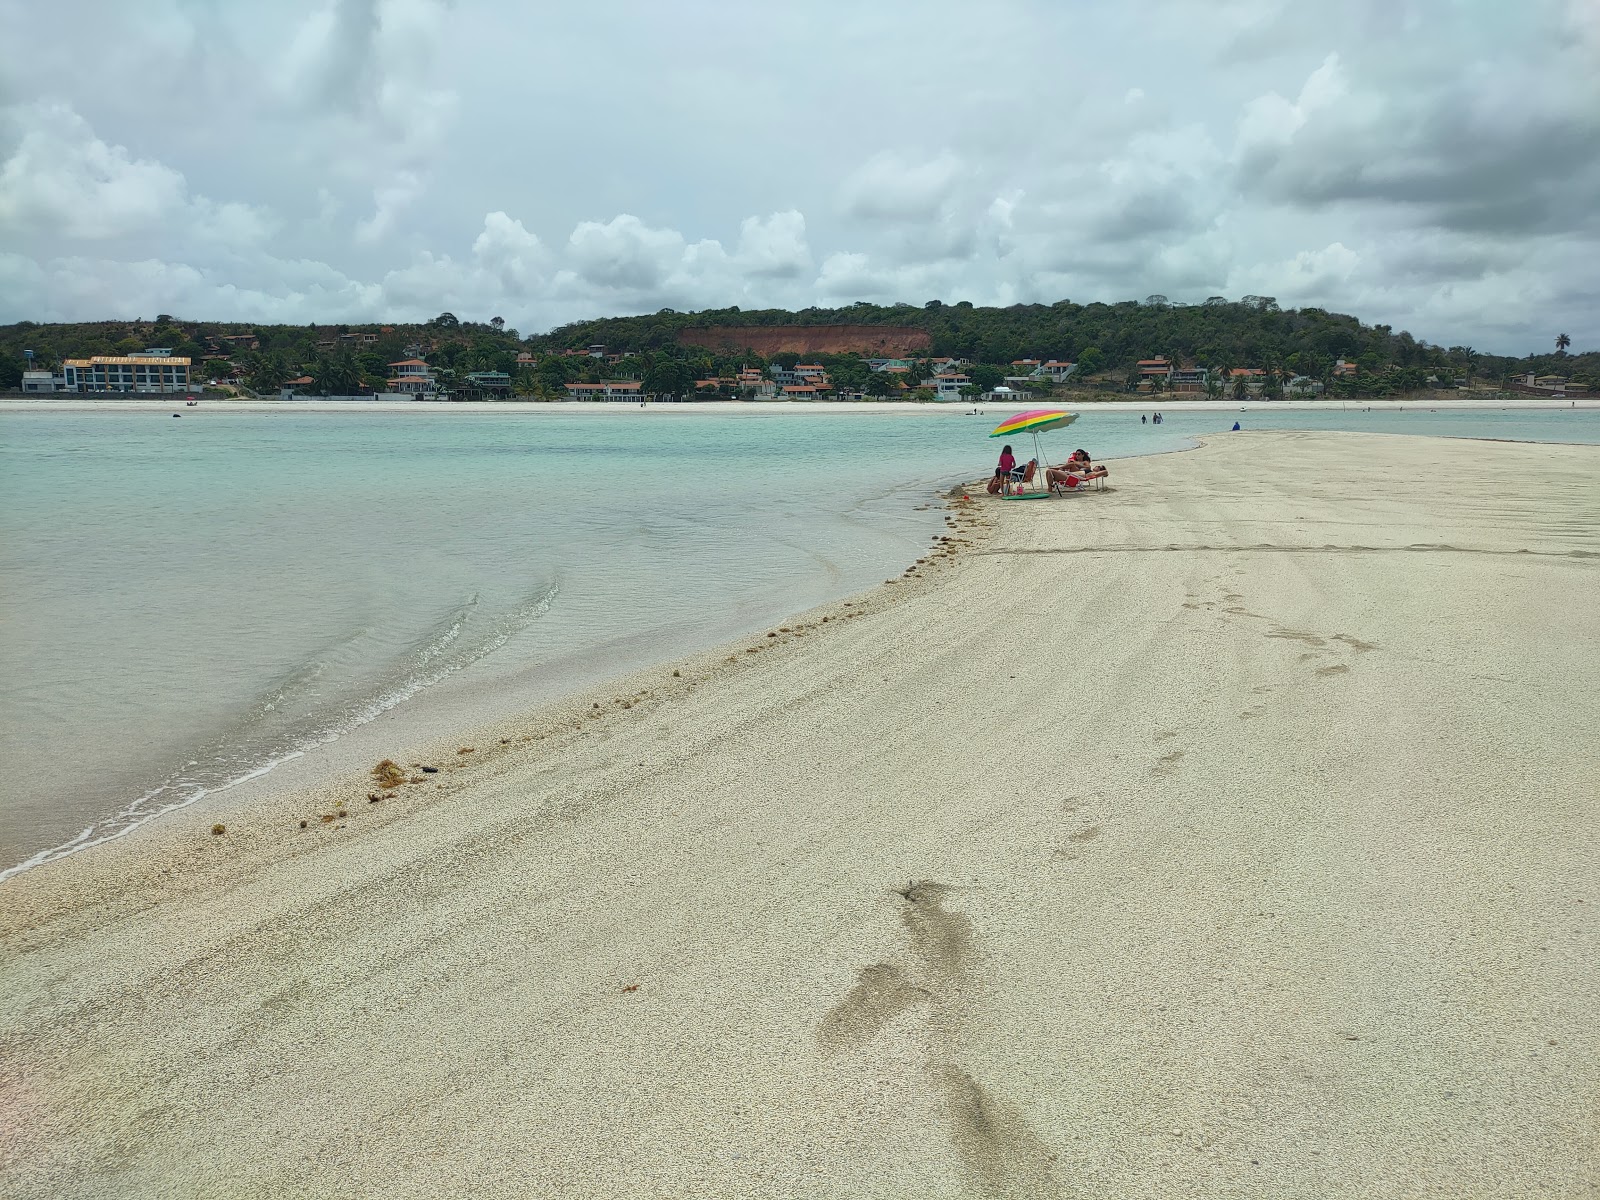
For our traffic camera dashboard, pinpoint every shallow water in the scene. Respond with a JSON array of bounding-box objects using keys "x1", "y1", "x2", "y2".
[{"x1": 3, "y1": 404, "x2": 1597, "y2": 877}]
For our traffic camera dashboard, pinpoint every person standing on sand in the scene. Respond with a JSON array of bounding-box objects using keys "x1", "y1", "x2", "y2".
[{"x1": 996, "y1": 444, "x2": 1017, "y2": 478}]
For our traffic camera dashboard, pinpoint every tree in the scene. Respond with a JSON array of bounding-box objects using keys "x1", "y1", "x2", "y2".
[
  {"x1": 491, "y1": 316, "x2": 505, "y2": 331},
  {"x1": 643, "y1": 359, "x2": 693, "y2": 399},
  {"x1": 968, "y1": 363, "x2": 1003, "y2": 391},
  {"x1": 434, "y1": 312, "x2": 460, "y2": 329},
  {"x1": 0, "y1": 357, "x2": 22, "y2": 389},
  {"x1": 1075, "y1": 346, "x2": 1104, "y2": 377},
  {"x1": 1232, "y1": 375, "x2": 1249, "y2": 402},
  {"x1": 865, "y1": 372, "x2": 895, "y2": 398},
  {"x1": 1556, "y1": 333, "x2": 1571, "y2": 354}
]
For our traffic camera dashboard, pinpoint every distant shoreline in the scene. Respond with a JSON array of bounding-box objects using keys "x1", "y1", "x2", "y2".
[{"x1": 4, "y1": 395, "x2": 1597, "y2": 415}]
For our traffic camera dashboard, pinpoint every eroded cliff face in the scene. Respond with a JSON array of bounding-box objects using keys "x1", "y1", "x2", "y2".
[{"x1": 678, "y1": 325, "x2": 932, "y2": 356}]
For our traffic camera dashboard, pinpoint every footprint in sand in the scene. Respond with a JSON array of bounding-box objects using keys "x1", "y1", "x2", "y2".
[{"x1": 1151, "y1": 749, "x2": 1186, "y2": 776}]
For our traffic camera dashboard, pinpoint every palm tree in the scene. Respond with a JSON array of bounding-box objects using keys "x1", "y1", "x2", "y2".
[{"x1": 1556, "y1": 333, "x2": 1571, "y2": 354}]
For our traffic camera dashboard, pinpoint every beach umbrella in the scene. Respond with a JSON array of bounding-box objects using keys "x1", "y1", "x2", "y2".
[{"x1": 989, "y1": 409, "x2": 1077, "y2": 494}]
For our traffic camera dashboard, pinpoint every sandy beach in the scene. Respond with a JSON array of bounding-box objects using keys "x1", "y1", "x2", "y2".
[{"x1": 2, "y1": 430, "x2": 1596, "y2": 1198}]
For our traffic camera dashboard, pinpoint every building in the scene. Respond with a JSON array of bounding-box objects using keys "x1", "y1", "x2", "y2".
[
  {"x1": 1220, "y1": 368, "x2": 1267, "y2": 394},
  {"x1": 463, "y1": 371, "x2": 512, "y2": 396},
  {"x1": 770, "y1": 363, "x2": 830, "y2": 388},
  {"x1": 61, "y1": 354, "x2": 191, "y2": 393},
  {"x1": 1035, "y1": 360, "x2": 1076, "y2": 383},
  {"x1": 386, "y1": 359, "x2": 438, "y2": 396},
  {"x1": 564, "y1": 381, "x2": 645, "y2": 401},
  {"x1": 1137, "y1": 357, "x2": 1173, "y2": 382},
  {"x1": 279, "y1": 376, "x2": 315, "y2": 399},
  {"x1": 929, "y1": 373, "x2": 970, "y2": 400},
  {"x1": 20, "y1": 370, "x2": 61, "y2": 392},
  {"x1": 984, "y1": 384, "x2": 1029, "y2": 403},
  {"x1": 1169, "y1": 366, "x2": 1209, "y2": 393}
]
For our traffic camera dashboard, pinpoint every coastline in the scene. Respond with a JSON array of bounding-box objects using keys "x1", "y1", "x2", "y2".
[
  {"x1": 3, "y1": 394, "x2": 1597, "y2": 416},
  {"x1": 3, "y1": 430, "x2": 1597, "y2": 1197}
]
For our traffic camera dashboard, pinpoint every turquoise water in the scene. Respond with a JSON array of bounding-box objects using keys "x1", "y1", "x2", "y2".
[{"x1": 2, "y1": 404, "x2": 1597, "y2": 878}]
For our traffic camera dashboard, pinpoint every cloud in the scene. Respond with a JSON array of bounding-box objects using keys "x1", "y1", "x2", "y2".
[
  {"x1": 0, "y1": 101, "x2": 273, "y2": 248},
  {"x1": 0, "y1": 102, "x2": 188, "y2": 240},
  {"x1": 0, "y1": 0, "x2": 1596, "y2": 353},
  {"x1": 566, "y1": 214, "x2": 687, "y2": 291},
  {"x1": 839, "y1": 151, "x2": 965, "y2": 223},
  {"x1": 733, "y1": 211, "x2": 811, "y2": 279}
]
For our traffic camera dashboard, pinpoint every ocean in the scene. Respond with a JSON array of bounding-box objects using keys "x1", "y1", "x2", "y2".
[{"x1": 3, "y1": 403, "x2": 1597, "y2": 878}]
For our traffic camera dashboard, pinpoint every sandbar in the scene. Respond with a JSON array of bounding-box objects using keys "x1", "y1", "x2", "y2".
[{"x1": 2, "y1": 431, "x2": 1596, "y2": 1198}]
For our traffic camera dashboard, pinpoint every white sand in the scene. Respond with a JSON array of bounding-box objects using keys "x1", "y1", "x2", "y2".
[{"x1": 2, "y1": 431, "x2": 1596, "y2": 1199}]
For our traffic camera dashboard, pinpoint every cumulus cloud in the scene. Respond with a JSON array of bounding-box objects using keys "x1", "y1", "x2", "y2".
[
  {"x1": 839, "y1": 151, "x2": 965, "y2": 223},
  {"x1": 0, "y1": 0, "x2": 1595, "y2": 352},
  {"x1": 0, "y1": 103, "x2": 189, "y2": 240}
]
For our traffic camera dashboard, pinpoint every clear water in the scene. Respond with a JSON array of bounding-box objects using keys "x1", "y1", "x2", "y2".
[{"x1": 2, "y1": 404, "x2": 1597, "y2": 878}]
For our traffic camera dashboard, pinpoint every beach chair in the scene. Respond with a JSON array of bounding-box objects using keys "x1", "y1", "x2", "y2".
[
  {"x1": 1050, "y1": 469, "x2": 1107, "y2": 496},
  {"x1": 1004, "y1": 459, "x2": 1038, "y2": 494}
]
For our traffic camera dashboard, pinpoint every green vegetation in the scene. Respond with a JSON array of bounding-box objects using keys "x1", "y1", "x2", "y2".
[{"x1": 2, "y1": 299, "x2": 1594, "y2": 399}]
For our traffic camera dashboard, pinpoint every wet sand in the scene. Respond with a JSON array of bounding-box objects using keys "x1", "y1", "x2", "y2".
[{"x1": 2, "y1": 431, "x2": 1596, "y2": 1198}]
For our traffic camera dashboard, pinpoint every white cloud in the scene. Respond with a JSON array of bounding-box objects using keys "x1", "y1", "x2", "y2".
[
  {"x1": 0, "y1": 103, "x2": 188, "y2": 240},
  {"x1": 733, "y1": 211, "x2": 811, "y2": 279},
  {"x1": 0, "y1": 0, "x2": 1596, "y2": 353},
  {"x1": 839, "y1": 151, "x2": 965, "y2": 223}
]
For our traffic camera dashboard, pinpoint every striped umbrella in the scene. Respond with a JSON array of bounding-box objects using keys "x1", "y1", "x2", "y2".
[{"x1": 989, "y1": 409, "x2": 1077, "y2": 495}]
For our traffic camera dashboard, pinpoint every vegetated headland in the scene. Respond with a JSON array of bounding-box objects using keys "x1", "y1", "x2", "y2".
[{"x1": 1, "y1": 296, "x2": 1592, "y2": 404}]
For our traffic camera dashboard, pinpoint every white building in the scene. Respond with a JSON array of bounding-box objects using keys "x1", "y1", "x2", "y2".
[
  {"x1": 386, "y1": 359, "x2": 438, "y2": 396},
  {"x1": 564, "y1": 381, "x2": 645, "y2": 401}
]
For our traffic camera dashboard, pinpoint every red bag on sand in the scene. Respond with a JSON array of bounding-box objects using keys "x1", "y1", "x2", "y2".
[{"x1": 986, "y1": 476, "x2": 1002, "y2": 494}]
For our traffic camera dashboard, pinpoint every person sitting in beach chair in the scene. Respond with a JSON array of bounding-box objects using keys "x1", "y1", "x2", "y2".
[{"x1": 1046, "y1": 450, "x2": 1108, "y2": 492}]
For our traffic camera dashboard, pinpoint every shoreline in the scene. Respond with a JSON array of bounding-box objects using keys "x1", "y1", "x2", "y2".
[
  {"x1": 4, "y1": 395, "x2": 1597, "y2": 415},
  {"x1": 3, "y1": 430, "x2": 1596, "y2": 1197}
]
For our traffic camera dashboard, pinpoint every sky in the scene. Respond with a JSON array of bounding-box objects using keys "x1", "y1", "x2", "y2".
[{"x1": 1, "y1": 0, "x2": 1597, "y2": 355}]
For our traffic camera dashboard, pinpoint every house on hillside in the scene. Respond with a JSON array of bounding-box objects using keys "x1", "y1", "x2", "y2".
[
  {"x1": 464, "y1": 371, "x2": 512, "y2": 397},
  {"x1": 386, "y1": 359, "x2": 439, "y2": 396},
  {"x1": 771, "y1": 363, "x2": 830, "y2": 388},
  {"x1": 280, "y1": 376, "x2": 315, "y2": 399},
  {"x1": 1137, "y1": 357, "x2": 1173, "y2": 382},
  {"x1": 1035, "y1": 360, "x2": 1076, "y2": 383},
  {"x1": 930, "y1": 372, "x2": 970, "y2": 400},
  {"x1": 1169, "y1": 366, "x2": 1209, "y2": 393}
]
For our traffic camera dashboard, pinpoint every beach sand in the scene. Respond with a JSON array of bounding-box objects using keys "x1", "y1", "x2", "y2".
[{"x1": 2, "y1": 431, "x2": 1596, "y2": 1198}]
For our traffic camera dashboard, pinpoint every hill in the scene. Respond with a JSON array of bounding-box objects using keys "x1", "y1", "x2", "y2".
[
  {"x1": 678, "y1": 324, "x2": 930, "y2": 356},
  {"x1": 1, "y1": 299, "x2": 1592, "y2": 399}
]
